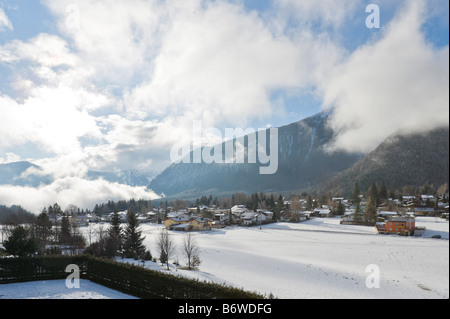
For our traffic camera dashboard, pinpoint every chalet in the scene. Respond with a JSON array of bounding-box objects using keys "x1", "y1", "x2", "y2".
[
  {"x1": 231, "y1": 205, "x2": 248, "y2": 216},
  {"x1": 214, "y1": 211, "x2": 230, "y2": 225},
  {"x1": 413, "y1": 207, "x2": 436, "y2": 216},
  {"x1": 169, "y1": 223, "x2": 190, "y2": 231},
  {"x1": 164, "y1": 216, "x2": 212, "y2": 231},
  {"x1": 190, "y1": 218, "x2": 212, "y2": 231},
  {"x1": 69, "y1": 214, "x2": 90, "y2": 227},
  {"x1": 241, "y1": 212, "x2": 260, "y2": 225},
  {"x1": 312, "y1": 208, "x2": 332, "y2": 218},
  {"x1": 258, "y1": 210, "x2": 274, "y2": 220},
  {"x1": 421, "y1": 195, "x2": 436, "y2": 203},
  {"x1": 240, "y1": 210, "x2": 274, "y2": 226},
  {"x1": 280, "y1": 210, "x2": 308, "y2": 223},
  {"x1": 378, "y1": 211, "x2": 399, "y2": 220},
  {"x1": 384, "y1": 216, "x2": 415, "y2": 236},
  {"x1": 164, "y1": 215, "x2": 190, "y2": 229}
]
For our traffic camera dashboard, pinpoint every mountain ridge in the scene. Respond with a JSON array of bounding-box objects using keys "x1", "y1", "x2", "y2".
[
  {"x1": 148, "y1": 112, "x2": 364, "y2": 198},
  {"x1": 318, "y1": 126, "x2": 449, "y2": 195}
]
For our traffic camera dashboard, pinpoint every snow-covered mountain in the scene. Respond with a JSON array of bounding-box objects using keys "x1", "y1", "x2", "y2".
[
  {"x1": 0, "y1": 162, "x2": 152, "y2": 188},
  {"x1": 320, "y1": 126, "x2": 450, "y2": 195},
  {"x1": 148, "y1": 112, "x2": 363, "y2": 198},
  {"x1": 87, "y1": 169, "x2": 152, "y2": 187},
  {"x1": 0, "y1": 161, "x2": 52, "y2": 187}
]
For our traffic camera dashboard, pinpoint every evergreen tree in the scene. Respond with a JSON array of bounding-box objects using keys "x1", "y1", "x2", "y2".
[
  {"x1": 123, "y1": 209, "x2": 145, "y2": 258},
  {"x1": 336, "y1": 200, "x2": 345, "y2": 216},
  {"x1": 268, "y1": 194, "x2": 276, "y2": 210},
  {"x1": 3, "y1": 226, "x2": 37, "y2": 257},
  {"x1": 364, "y1": 196, "x2": 378, "y2": 225},
  {"x1": 273, "y1": 194, "x2": 283, "y2": 221},
  {"x1": 354, "y1": 201, "x2": 362, "y2": 223},
  {"x1": 369, "y1": 183, "x2": 380, "y2": 206},
  {"x1": 33, "y1": 211, "x2": 52, "y2": 253},
  {"x1": 352, "y1": 183, "x2": 361, "y2": 204},
  {"x1": 379, "y1": 182, "x2": 388, "y2": 202},
  {"x1": 108, "y1": 210, "x2": 122, "y2": 241},
  {"x1": 306, "y1": 194, "x2": 312, "y2": 211},
  {"x1": 60, "y1": 213, "x2": 72, "y2": 245}
]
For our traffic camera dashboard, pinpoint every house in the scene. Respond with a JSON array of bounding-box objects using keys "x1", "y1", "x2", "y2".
[
  {"x1": 231, "y1": 205, "x2": 248, "y2": 215},
  {"x1": 189, "y1": 218, "x2": 212, "y2": 231},
  {"x1": 164, "y1": 216, "x2": 211, "y2": 231},
  {"x1": 164, "y1": 215, "x2": 190, "y2": 229},
  {"x1": 241, "y1": 212, "x2": 260, "y2": 225},
  {"x1": 258, "y1": 210, "x2": 274, "y2": 221},
  {"x1": 169, "y1": 223, "x2": 190, "y2": 231},
  {"x1": 240, "y1": 210, "x2": 274, "y2": 226},
  {"x1": 384, "y1": 216, "x2": 415, "y2": 236},
  {"x1": 69, "y1": 214, "x2": 90, "y2": 227},
  {"x1": 214, "y1": 211, "x2": 230, "y2": 224},
  {"x1": 280, "y1": 210, "x2": 308, "y2": 223},
  {"x1": 413, "y1": 207, "x2": 436, "y2": 216},
  {"x1": 421, "y1": 195, "x2": 436, "y2": 203},
  {"x1": 378, "y1": 211, "x2": 399, "y2": 220},
  {"x1": 312, "y1": 208, "x2": 332, "y2": 218}
]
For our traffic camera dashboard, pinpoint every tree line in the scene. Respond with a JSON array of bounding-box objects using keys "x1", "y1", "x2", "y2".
[{"x1": 1, "y1": 204, "x2": 201, "y2": 272}]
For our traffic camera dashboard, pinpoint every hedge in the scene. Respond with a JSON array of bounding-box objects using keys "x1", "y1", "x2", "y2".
[{"x1": 0, "y1": 255, "x2": 265, "y2": 299}]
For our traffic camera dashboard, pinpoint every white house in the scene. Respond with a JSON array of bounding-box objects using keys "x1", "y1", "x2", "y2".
[
  {"x1": 313, "y1": 208, "x2": 332, "y2": 218},
  {"x1": 257, "y1": 210, "x2": 273, "y2": 220},
  {"x1": 241, "y1": 210, "x2": 273, "y2": 225},
  {"x1": 231, "y1": 205, "x2": 248, "y2": 215},
  {"x1": 241, "y1": 212, "x2": 261, "y2": 225}
]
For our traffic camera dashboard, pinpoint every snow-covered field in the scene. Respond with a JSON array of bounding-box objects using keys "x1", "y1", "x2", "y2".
[{"x1": 1, "y1": 216, "x2": 448, "y2": 299}]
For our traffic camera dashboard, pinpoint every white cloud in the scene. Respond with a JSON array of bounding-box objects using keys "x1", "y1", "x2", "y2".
[
  {"x1": 0, "y1": 177, "x2": 158, "y2": 214},
  {"x1": 0, "y1": 8, "x2": 13, "y2": 31},
  {"x1": 322, "y1": 0, "x2": 449, "y2": 153},
  {"x1": 275, "y1": 0, "x2": 361, "y2": 29},
  {"x1": 44, "y1": 0, "x2": 164, "y2": 85},
  {"x1": 123, "y1": 0, "x2": 342, "y2": 129}
]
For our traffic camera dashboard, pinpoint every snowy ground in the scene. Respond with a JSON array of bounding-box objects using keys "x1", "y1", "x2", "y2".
[
  {"x1": 0, "y1": 279, "x2": 137, "y2": 299},
  {"x1": 1, "y1": 216, "x2": 448, "y2": 299}
]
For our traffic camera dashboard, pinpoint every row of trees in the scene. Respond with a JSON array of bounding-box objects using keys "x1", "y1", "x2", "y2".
[
  {"x1": 84, "y1": 209, "x2": 148, "y2": 260},
  {"x1": 1, "y1": 208, "x2": 86, "y2": 257},
  {"x1": 1, "y1": 201, "x2": 202, "y2": 271},
  {"x1": 81, "y1": 209, "x2": 201, "y2": 271}
]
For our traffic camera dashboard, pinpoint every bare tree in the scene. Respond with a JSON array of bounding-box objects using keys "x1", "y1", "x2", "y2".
[
  {"x1": 156, "y1": 229, "x2": 176, "y2": 270},
  {"x1": 87, "y1": 222, "x2": 95, "y2": 246},
  {"x1": 220, "y1": 196, "x2": 231, "y2": 209},
  {"x1": 290, "y1": 196, "x2": 302, "y2": 211},
  {"x1": 96, "y1": 224, "x2": 106, "y2": 242},
  {"x1": 182, "y1": 232, "x2": 201, "y2": 270}
]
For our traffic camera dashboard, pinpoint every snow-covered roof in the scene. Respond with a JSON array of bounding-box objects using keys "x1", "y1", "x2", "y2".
[
  {"x1": 379, "y1": 211, "x2": 398, "y2": 215},
  {"x1": 241, "y1": 212, "x2": 259, "y2": 219}
]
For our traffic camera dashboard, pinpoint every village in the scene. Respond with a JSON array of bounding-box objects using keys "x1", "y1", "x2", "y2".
[{"x1": 69, "y1": 192, "x2": 449, "y2": 237}]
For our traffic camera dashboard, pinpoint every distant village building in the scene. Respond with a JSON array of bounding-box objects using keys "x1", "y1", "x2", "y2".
[
  {"x1": 280, "y1": 211, "x2": 309, "y2": 223},
  {"x1": 240, "y1": 210, "x2": 274, "y2": 226},
  {"x1": 384, "y1": 216, "x2": 416, "y2": 236},
  {"x1": 164, "y1": 215, "x2": 212, "y2": 231},
  {"x1": 231, "y1": 205, "x2": 248, "y2": 215},
  {"x1": 312, "y1": 208, "x2": 332, "y2": 218},
  {"x1": 413, "y1": 207, "x2": 436, "y2": 216}
]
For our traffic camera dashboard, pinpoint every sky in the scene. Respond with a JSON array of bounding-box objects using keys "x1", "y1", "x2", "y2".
[{"x1": 0, "y1": 0, "x2": 448, "y2": 213}]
